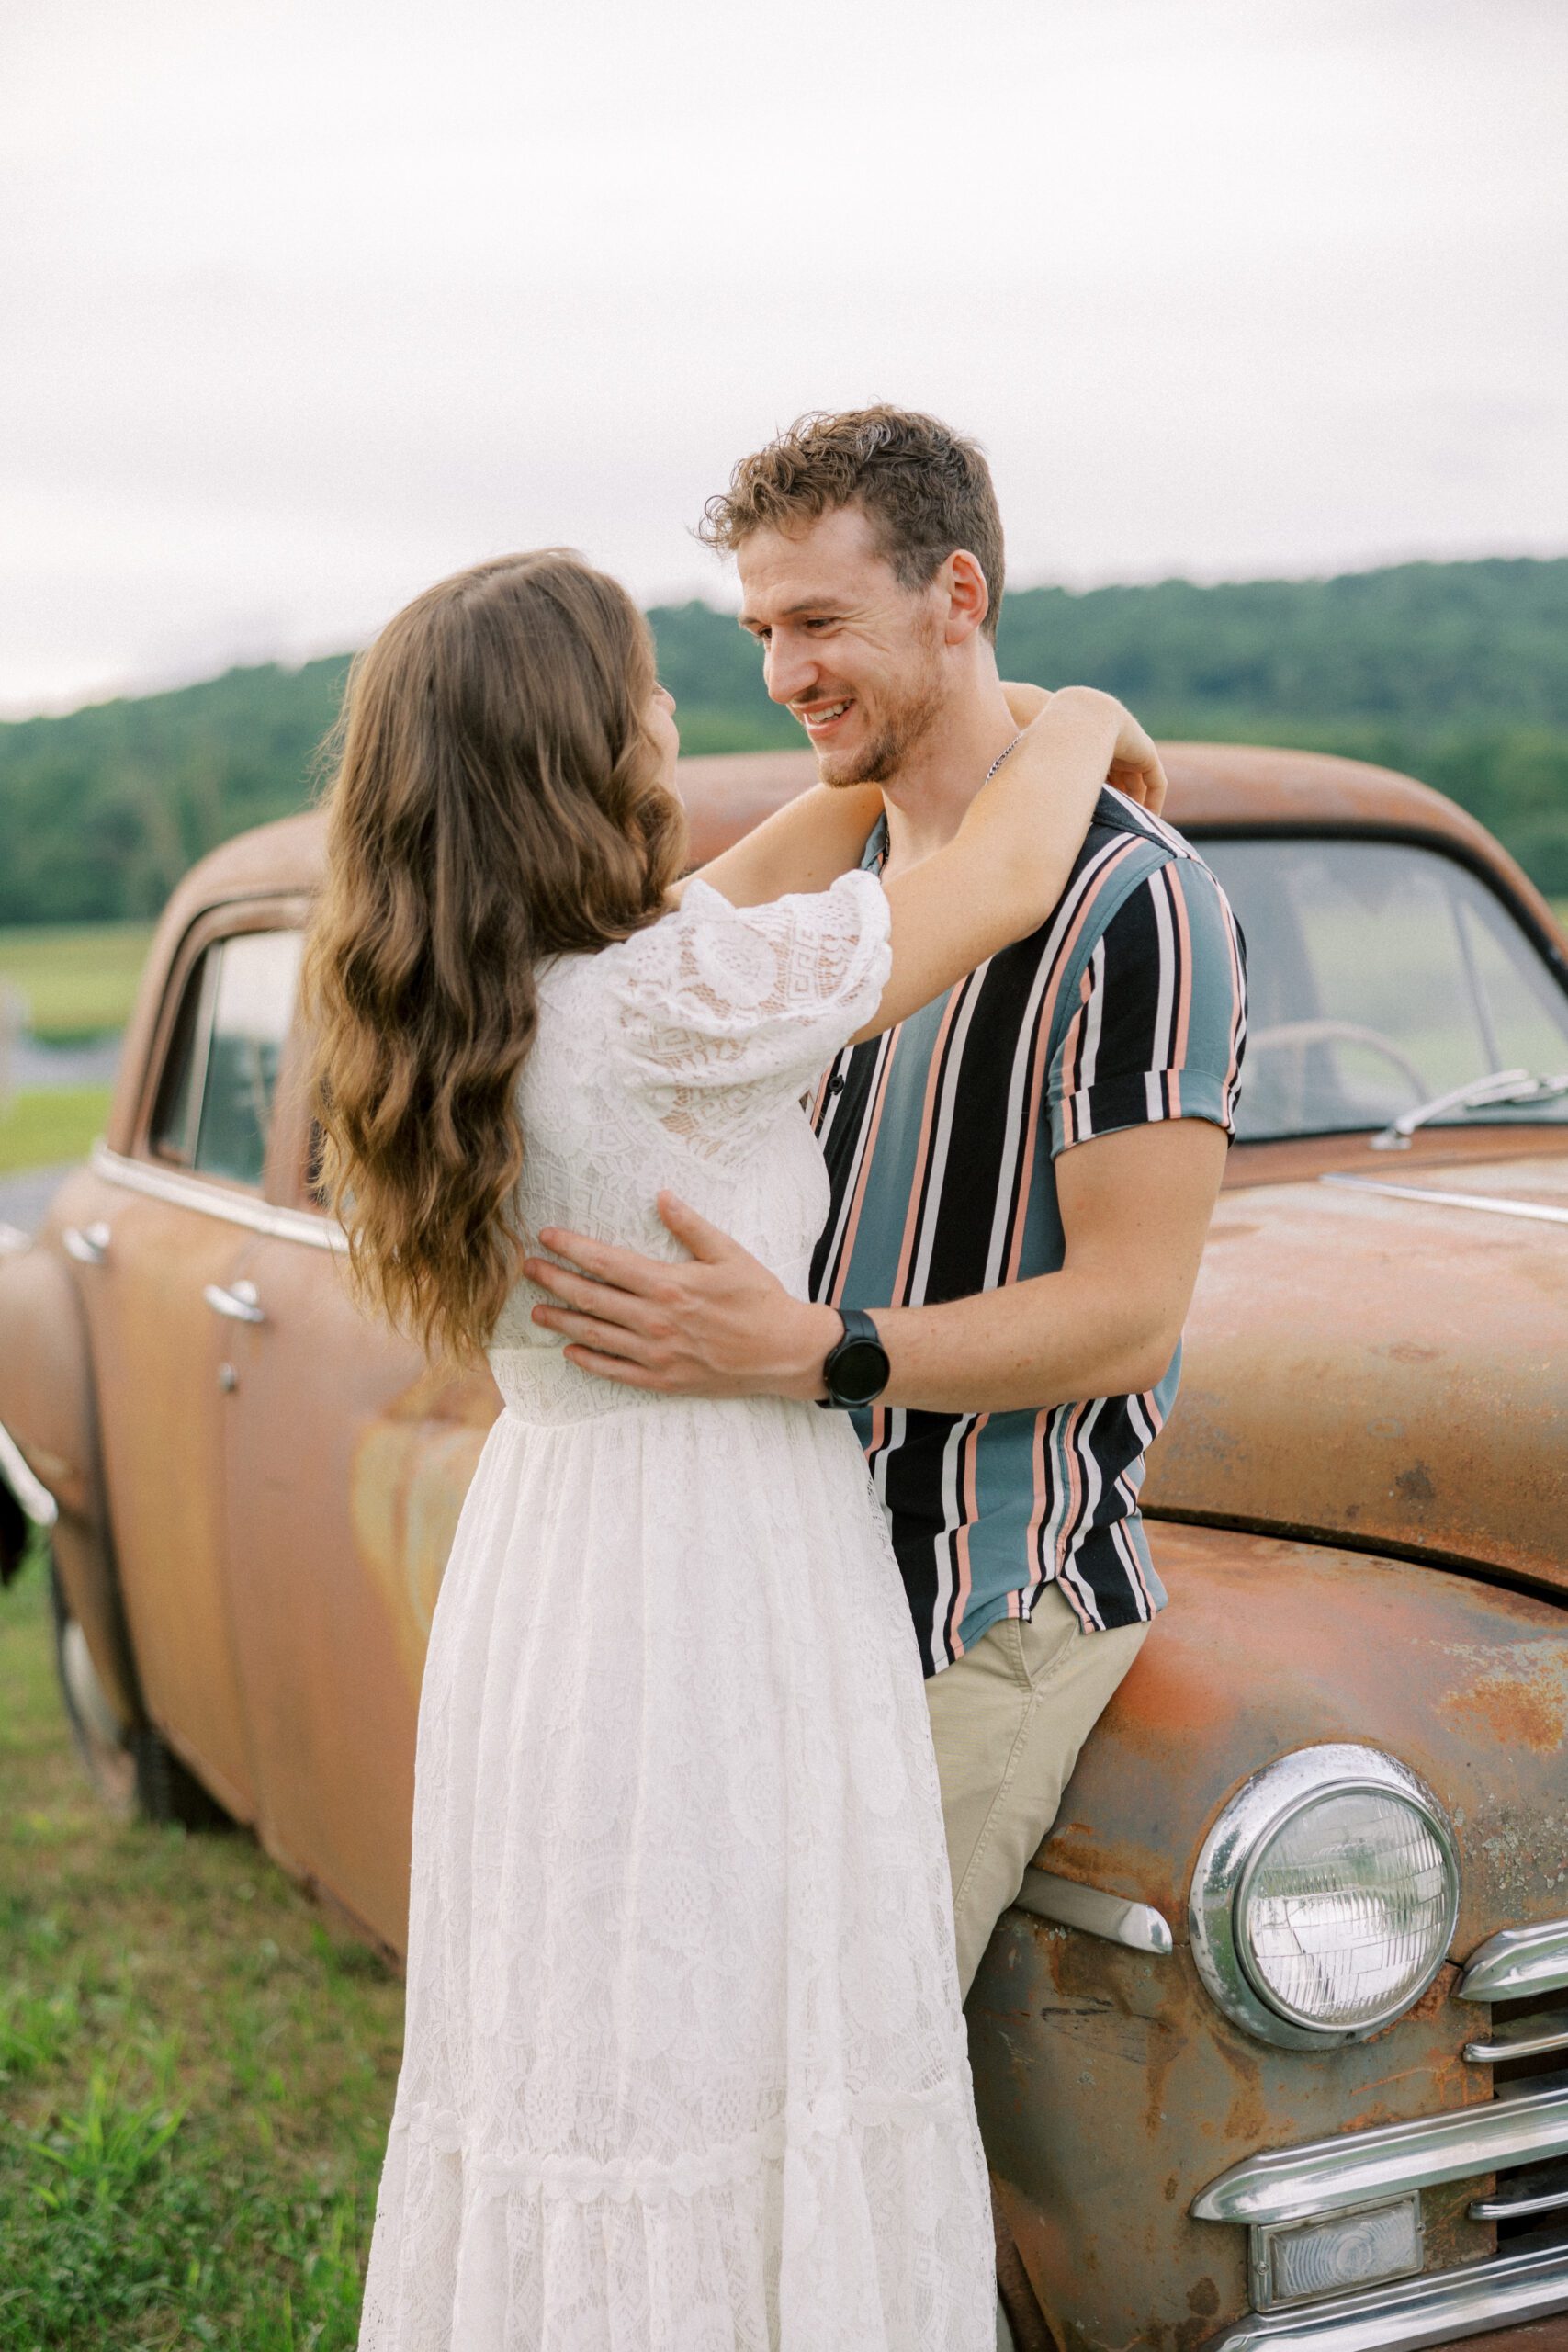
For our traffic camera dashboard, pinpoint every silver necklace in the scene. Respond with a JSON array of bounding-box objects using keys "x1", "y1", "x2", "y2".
[
  {"x1": 875, "y1": 732, "x2": 1024, "y2": 871},
  {"x1": 984, "y1": 731, "x2": 1022, "y2": 784}
]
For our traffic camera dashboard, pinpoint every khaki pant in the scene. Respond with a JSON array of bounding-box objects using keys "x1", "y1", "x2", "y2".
[{"x1": 926, "y1": 1582, "x2": 1148, "y2": 1997}]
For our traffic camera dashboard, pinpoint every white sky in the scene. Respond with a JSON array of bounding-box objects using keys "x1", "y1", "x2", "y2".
[{"x1": 3, "y1": 0, "x2": 1566, "y2": 715}]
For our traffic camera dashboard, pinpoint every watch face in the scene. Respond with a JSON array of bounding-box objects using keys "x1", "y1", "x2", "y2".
[{"x1": 831, "y1": 1338, "x2": 889, "y2": 1408}]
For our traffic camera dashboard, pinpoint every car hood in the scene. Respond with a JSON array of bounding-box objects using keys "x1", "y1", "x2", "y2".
[{"x1": 1143, "y1": 1148, "x2": 1568, "y2": 1597}]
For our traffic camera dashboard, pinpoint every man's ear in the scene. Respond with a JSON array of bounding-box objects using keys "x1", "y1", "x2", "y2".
[{"x1": 940, "y1": 548, "x2": 991, "y2": 646}]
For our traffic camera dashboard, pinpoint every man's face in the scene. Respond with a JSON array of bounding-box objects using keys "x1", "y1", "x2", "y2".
[{"x1": 737, "y1": 504, "x2": 946, "y2": 787}]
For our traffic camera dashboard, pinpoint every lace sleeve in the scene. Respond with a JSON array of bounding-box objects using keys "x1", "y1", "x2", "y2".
[{"x1": 603, "y1": 869, "x2": 891, "y2": 1159}]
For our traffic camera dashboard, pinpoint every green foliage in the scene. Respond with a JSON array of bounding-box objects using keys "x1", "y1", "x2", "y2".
[
  {"x1": 3, "y1": 562, "x2": 1566, "y2": 923},
  {"x1": 0, "y1": 658, "x2": 350, "y2": 928}
]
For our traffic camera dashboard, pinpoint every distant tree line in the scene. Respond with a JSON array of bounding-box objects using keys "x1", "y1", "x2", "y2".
[{"x1": 4, "y1": 557, "x2": 1566, "y2": 926}]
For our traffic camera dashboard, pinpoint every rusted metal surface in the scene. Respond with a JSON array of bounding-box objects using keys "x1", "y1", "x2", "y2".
[
  {"x1": 1451, "y1": 2328, "x2": 1568, "y2": 2351},
  {"x1": 965, "y1": 1519, "x2": 1568, "y2": 2346},
  {"x1": 56, "y1": 1166, "x2": 265, "y2": 1821},
  {"x1": 976, "y1": 1930, "x2": 1493, "y2": 2351},
  {"x1": 1223, "y1": 1122, "x2": 1568, "y2": 1193},
  {"x1": 1144, "y1": 1159, "x2": 1568, "y2": 1600},
  {"x1": 218, "y1": 1241, "x2": 498, "y2": 1951},
  {"x1": 1034, "y1": 1522, "x2": 1568, "y2": 1946}
]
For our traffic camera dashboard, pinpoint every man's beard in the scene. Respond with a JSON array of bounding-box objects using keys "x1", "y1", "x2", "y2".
[{"x1": 818, "y1": 671, "x2": 943, "y2": 789}]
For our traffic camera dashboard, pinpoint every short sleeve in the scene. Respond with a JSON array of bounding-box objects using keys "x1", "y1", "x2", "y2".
[
  {"x1": 604, "y1": 869, "x2": 892, "y2": 1157},
  {"x1": 1048, "y1": 856, "x2": 1247, "y2": 1156}
]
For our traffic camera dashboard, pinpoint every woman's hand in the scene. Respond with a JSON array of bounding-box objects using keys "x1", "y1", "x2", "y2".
[
  {"x1": 1041, "y1": 687, "x2": 1167, "y2": 817},
  {"x1": 1005, "y1": 683, "x2": 1167, "y2": 817},
  {"x1": 1101, "y1": 697, "x2": 1168, "y2": 817}
]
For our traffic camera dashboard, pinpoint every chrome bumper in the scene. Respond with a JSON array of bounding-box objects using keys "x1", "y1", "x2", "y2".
[
  {"x1": 1207, "y1": 2238, "x2": 1568, "y2": 2350},
  {"x1": 1196, "y1": 1918, "x2": 1568, "y2": 2349},
  {"x1": 0, "y1": 1415, "x2": 58, "y2": 1528},
  {"x1": 1193, "y1": 2082, "x2": 1568, "y2": 2227}
]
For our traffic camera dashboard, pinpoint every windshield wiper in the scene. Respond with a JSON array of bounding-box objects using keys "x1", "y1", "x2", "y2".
[{"x1": 1371, "y1": 1069, "x2": 1568, "y2": 1151}]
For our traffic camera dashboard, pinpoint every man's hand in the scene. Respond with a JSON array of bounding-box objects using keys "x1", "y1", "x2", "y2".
[{"x1": 523, "y1": 1194, "x2": 840, "y2": 1400}]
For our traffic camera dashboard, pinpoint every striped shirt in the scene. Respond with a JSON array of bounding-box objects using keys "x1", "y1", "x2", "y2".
[{"x1": 809, "y1": 788, "x2": 1247, "y2": 1678}]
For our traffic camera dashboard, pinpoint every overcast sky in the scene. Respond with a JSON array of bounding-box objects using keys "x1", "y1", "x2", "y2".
[{"x1": 4, "y1": 0, "x2": 1565, "y2": 716}]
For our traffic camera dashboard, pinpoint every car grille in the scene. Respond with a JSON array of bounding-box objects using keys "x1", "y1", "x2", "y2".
[
  {"x1": 1471, "y1": 1996, "x2": 1568, "y2": 2245},
  {"x1": 1194, "y1": 1920, "x2": 1568, "y2": 2350}
]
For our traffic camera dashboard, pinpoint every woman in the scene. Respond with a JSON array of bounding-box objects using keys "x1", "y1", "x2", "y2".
[{"x1": 309, "y1": 550, "x2": 1164, "y2": 2351}]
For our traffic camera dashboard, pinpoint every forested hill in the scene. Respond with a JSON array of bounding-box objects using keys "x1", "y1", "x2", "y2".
[{"x1": 4, "y1": 556, "x2": 1566, "y2": 925}]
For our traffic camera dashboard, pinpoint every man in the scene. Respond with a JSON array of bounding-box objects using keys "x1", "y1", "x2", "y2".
[{"x1": 525, "y1": 406, "x2": 1246, "y2": 2001}]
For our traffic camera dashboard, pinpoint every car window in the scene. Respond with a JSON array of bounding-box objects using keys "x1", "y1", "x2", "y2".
[
  {"x1": 1202, "y1": 839, "x2": 1568, "y2": 1142},
  {"x1": 150, "y1": 929, "x2": 304, "y2": 1188}
]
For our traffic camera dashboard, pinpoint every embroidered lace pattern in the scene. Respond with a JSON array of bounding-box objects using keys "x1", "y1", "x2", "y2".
[{"x1": 357, "y1": 871, "x2": 997, "y2": 2348}]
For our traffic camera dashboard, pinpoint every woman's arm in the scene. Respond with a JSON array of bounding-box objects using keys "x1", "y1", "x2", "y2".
[
  {"x1": 683, "y1": 780, "x2": 886, "y2": 910},
  {"x1": 853, "y1": 687, "x2": 1163, "y2": 1041}
]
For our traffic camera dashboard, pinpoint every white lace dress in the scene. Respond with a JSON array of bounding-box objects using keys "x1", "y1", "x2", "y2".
[{"x1": 356, "y1": 872, "x2": 995, "y2": 2352}]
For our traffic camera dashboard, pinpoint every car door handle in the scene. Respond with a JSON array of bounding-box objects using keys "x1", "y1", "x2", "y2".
[
  {"x1": 203, "y1": 1279, "x2": 265, "y2": 1325},
  {"x1": 62, "y1": 1223, "x2": 112, "y2": 1266}
]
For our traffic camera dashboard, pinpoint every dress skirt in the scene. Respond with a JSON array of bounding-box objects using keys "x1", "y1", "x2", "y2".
[{"x1": 356, "y1": 1385, "x2": 996, "y2": 2352}]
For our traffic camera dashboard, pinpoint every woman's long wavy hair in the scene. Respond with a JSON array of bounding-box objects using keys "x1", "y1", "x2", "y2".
[{"x1": 304, "y1": 551, "x2": 687, "y2": 1363}]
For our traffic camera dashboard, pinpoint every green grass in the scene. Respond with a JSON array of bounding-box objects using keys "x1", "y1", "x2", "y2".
[
  {"x1": 0, "y1": 922, "x2": 155, "y2": 1043},
  {"x1": 0, "y1": 1087, "x2": 114, "y2": 1175},
  {"x1": 0, "y1": 1545, "x2": 404, "y2": 2348}
]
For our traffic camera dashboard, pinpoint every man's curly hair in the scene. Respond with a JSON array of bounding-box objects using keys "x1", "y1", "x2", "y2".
[{"x1": 699, "y1": 405, "x2": 1006, "y2": 641}]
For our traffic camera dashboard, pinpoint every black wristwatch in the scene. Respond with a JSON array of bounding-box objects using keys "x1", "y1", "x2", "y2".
[{"x1": 818, "y1": 1306, "x2": 891, "y2": 1410}]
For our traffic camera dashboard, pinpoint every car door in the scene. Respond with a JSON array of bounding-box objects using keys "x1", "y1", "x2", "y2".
[
  {"x1": 79, "y1": 910, "x2": 306, "y2": 1820},
  {"x1": 215, "y1": 1033, "x2": 502, "y2": 1952}
]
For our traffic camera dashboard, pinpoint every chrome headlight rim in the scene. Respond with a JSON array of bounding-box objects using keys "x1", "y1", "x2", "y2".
[{"x1": 1189, "y1": 1743, "x2": 1460, "y2": 2052}]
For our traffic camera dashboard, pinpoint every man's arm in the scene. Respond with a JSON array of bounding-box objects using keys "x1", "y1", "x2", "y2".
[{"x1": 521, "y1": 1116, "x2": 1228, "y2": 1408}]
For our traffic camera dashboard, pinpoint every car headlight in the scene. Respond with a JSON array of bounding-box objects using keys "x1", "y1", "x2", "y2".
[{"x1": 1190, "y1": 1745, "x2": 1460, "y2": 2049}]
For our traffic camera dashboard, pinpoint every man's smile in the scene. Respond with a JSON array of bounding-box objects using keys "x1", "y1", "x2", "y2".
[{"x1": 794, "y1": 697, "x2": 855, "y2": 737}]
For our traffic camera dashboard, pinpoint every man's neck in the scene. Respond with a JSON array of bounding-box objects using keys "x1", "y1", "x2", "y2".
[{"x1": 876, "y1": 676, "x2": 1020, "y2": 880}]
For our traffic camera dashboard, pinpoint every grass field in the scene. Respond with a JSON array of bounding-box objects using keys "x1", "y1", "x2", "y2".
[
  {"x1": 0, "y1": 1544, "x2": 403, "y2": 2349},
  {"x1": 0, "y1": 922, "x2": 156, "y2": 1043},
  {"x1": 0, "y1": 1087, "x2": 114, "y2": 1176}
]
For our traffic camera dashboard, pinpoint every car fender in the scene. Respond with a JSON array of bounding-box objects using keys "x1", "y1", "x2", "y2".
[
  {"x1": 969, "y1": 1520, "x2": 1568, "y2": 2346},
  {"x1": 0, "y1": 1206, "x2": 142, "y2": 1729}
]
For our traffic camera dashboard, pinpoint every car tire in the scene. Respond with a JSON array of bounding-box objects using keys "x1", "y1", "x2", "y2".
[
  {"x1": 48, "y1": 1560, "x2": 225, "y2": 1829},
  {"x1": 130, "y1": 1722, "x2": 229, "y2": 1829}
]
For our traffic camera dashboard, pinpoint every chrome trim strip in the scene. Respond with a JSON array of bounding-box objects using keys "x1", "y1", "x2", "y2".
[
  {"x1": 1465, "y1": 2004, "x2": 1568, "y2": 2064},
  {"x1": 1460, "y1": 1918, "x2": 1568, "y2": 2002},
  {"x1": 1191, "y1": 2079, "x2": 1568, "y2": 2224},
  {"x1": 91, "y1": 1143, "x2": 344, "y2": 1255},
  {"x1": 1010, "y1": 1869, "x2": 1174, "y2": 1956},
  {"x1": 1205, "y1": 2239, "x2": 1568, "y2": 2352},
  {"x1": 1320, "y1": 1172, "x2": 1568, "y2": 1227},
  {"x1": 1469, "y1": 2155, "x2": 1568, "y2": 2222},
  {"x1": 1189, "y1": 1745, "x2": 1459, "y2": 2052},
  {"x1": 0, "y1": 1419, "x2": 58, "y2": 1529}
]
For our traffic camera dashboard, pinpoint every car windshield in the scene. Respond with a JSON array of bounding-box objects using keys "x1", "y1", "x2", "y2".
[{"x1": 1201, "y1": 837, "x2": 1568, "y2": 1144}]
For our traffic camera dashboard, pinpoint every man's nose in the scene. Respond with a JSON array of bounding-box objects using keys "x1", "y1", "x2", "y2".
[{"x1": 763, "y1": 635, "x2": 817, "y2": 708}]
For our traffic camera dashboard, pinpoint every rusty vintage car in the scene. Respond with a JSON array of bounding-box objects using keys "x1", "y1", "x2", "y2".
[{"x1": 2, "y1": 743, "x2": 1567, "y2": 2351}]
